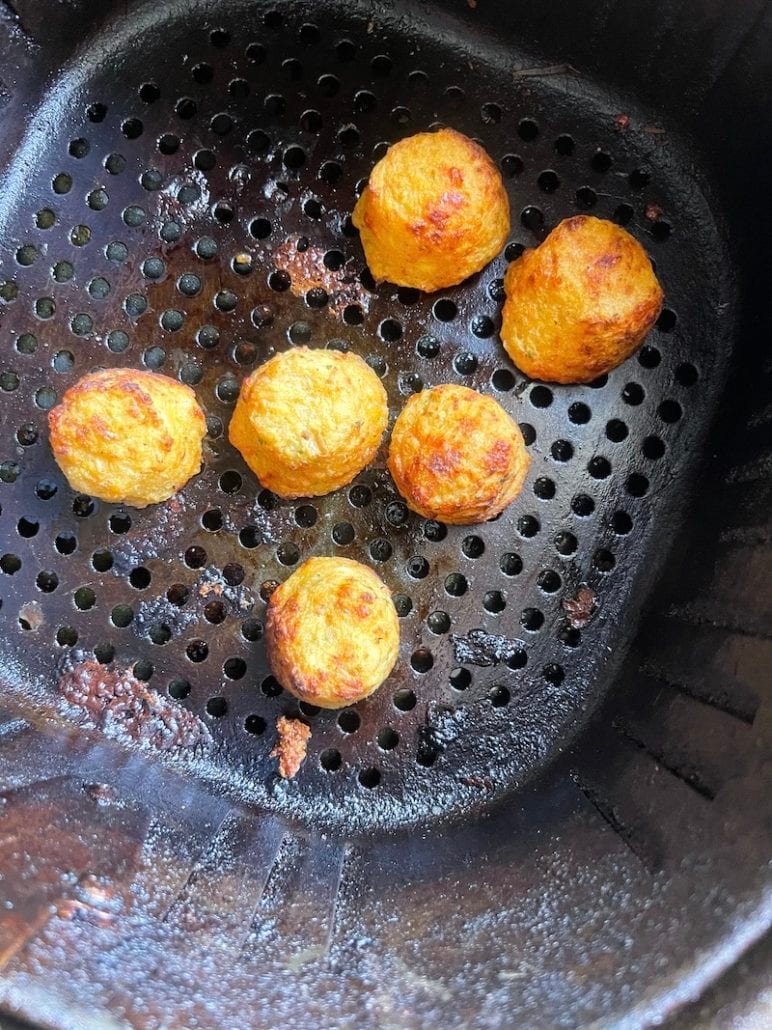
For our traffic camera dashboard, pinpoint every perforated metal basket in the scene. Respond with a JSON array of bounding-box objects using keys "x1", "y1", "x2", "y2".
[{"x1": 0, "y1": 0, "x2": 769, "y2": 1026}]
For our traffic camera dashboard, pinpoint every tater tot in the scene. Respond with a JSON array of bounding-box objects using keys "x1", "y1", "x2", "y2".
[
  {"x1": 48, "y1": 368, "x2": 206, "y2": 508},
  {"x1": 501, "y1": 215, "x2": 664, "y2": 384},
  {"x1": 266, "y1": 557, "x2": 400, "y2": 709},
  {"x1": 352, "y1": 128, "x2": 510, "y2": 292},
  {"x1": 387, "y1": 384, "x2": 530, "y2": 524},
  {"x1": 229, "y1": 347, "x2": 388, "y2": 499}
]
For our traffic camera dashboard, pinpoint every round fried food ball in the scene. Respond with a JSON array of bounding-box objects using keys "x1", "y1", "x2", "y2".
[
  {"x1": 229, "y1": 347, "x2": 387, "y2": 499},
  {"x1": 501, "y1": 215, "x2": 664, "y2": 384},
  {"x1": 387, "y1": 384, "x2": 530, "y2": 524},
  {"x1": 48, "y1": 368, "x2": 206, "y2": 508},
  {"x1": 266, "y1": 557, "x2": 400, "y2": 709},
  {"x1": 352, "y1": 128, "x2": 510, "y2": 292}
]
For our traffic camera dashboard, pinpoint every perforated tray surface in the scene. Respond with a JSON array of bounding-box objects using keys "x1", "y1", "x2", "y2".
[{"x1": 0, "y1": 0, "x2": 733, "y2": 830}]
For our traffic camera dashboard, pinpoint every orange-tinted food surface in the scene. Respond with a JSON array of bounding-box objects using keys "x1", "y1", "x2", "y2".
[
  {"x1": 266, "y1": 557, "x2": 400, "y2": 709},
  {"x1": 48, "y1": 368, "x2": 206, "y2": 508},
  {"x1": 501, "y1": 215, "x2": 663, "y2": 383},
  {"x1": 229, "y1": 347, "x2": 388, "y2": 499},
  {"x1": 271, "y1": 716, "x2": 312, "y2": 778},
  {"x1": 388, "y1": 384, "x2": 530, "y2": 524},
  {"x1": 353, "y1": 128, "x2": 510, "y2": 292}
]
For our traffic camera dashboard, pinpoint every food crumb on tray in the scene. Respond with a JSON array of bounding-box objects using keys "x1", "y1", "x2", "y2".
[
  {"x1": 562, "y1": 585, "x2": 598, "y2": 629},
  {"x1": 272, "y1": 716, "x2": 312, "y2": 779}
]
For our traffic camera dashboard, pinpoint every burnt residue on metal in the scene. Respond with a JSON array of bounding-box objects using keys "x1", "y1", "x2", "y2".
[
  {"x1": 195, "y1": 565, "x2": 257, "y2": 610},
  {"x1": 133, "y1": 592, "x2": 200, "y2": 641},
  {"x1": 418, "y1": 701, "x2": 471, "y2": 763},
  {"x1": 451, "y1": 628, "x2": 526, "y2": 666},
  {"x1": 83, "y1": 782, "x2": 118, "y2": 804},
  {"x1": 58, "y1": 652, "x2": 211, "y2": 750},
  {"x1": 109, "y1": 494, "x2": 193, "y2": 572},
  {"x1": 272, "y1": 234, "x2": 371, "y2": 319},
  {"x1": 57, "y1": 871, "x2": 123, "y2": 926},
  {"x1": 17, "y1": 599, "x2": 44, "y2": 632}
]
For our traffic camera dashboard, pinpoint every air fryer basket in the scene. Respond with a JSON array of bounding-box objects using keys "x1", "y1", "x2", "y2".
[{"x1": 0, "y1": 0, "x2": 769, "y2": 1026}]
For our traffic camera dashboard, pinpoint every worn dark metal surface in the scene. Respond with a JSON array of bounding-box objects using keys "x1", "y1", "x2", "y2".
[
  {"x1": 0, "y1": 0, "x2": 768, "y2": 1026},
  {"x1": 0, "y1": 0, "x2": 734, "y2": 830}
]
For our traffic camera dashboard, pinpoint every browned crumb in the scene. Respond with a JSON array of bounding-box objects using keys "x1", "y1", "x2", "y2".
[
  {"x1": 260, "y1": 579, "x2": 280, "y2": 601},
  {"x1": 467, "y1": 0, "x2": 478, "y2": 8},
  {"x1": 643, "y1": 125, "x2": 666, "y2": 134},
  {"x1": 233, "y1": 252, "x2": 252, "y2": 273},
  {"x1": 198, "y1": 581, "x2": 224, "y2": 597},
  {"x1": 271, "y1": 716, "x2": 312, "y2": 779},
  {"x1": 644, "y1": 202, "x2": 664, "y2": 221},
  {"x1": 614, "y1": 113, "x2": 631, "y2": 131},
  {"x1": 562, "y1": 585, "x2": 597, "y2": 629}
]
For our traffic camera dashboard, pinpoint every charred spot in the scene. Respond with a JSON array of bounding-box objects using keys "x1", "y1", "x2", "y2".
[
  {"x1": 487, "y1": 439, "x2": 513, "y2": 472},
  {"x1": 451, "y1": 629, "x2": 523, "y2": 666},
  {"x1": 594, "y1": 251, "x2": 622, "y2": 270},
  {"x1": 428, "y1": 448, "x2": 462, "y2": 475}
]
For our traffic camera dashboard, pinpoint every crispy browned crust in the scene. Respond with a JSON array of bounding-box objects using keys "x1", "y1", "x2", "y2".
[
  {"x1": 501, "y1": 215, "x2": 664, "y2": 384},
  {"x1": 352, "y1": 128, "x2": 510, "y2": 291},
  {"x1": 48, "y1": 368, "x2": 206, "y2": 508},
  {"x1": 228, "y1": 347, "x2": 388, "y2": 499},
  {"x1": 387, "y1": 384, "x2": 530, "y2": 524},
  {"x1": 265, "y1": 557, "x2": 400, "y2": 709}
]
